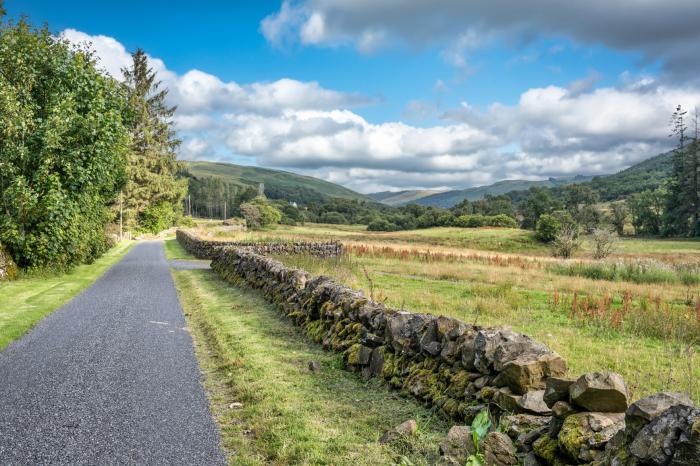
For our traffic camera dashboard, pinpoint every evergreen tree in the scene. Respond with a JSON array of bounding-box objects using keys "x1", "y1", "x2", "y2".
[
  {"x1": 663, "y1": 104, "x2": 699, "y2": 236},
  {"x1": 120, "y1": 49, "x2": 186, "y2": 233}
]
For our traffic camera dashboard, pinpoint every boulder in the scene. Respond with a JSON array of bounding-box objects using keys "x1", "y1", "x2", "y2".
[
  {"x1": 625, "y1": 391, "x2": 693, "y2": 440},
  {"x1": 482, "y1": 431, "x2": 518, "y2": 466},
  {"x1": 439, "y1": 425, "x2": 476, "y2": 465},
  {"x1": 558, "y1": 412, "x2": 625, "y2": 463},
  {"x1": 629, "y1": 405, "x2": 700, "y2": 465},
  {"x1": 493, "y1": 351, "x2": 567, "y2": 395},
  {"x1": 379, "y1": 419, "x2": 418, "y2": 444},
  {"x1": 543, "y1": 377, "x2": 575, "y2": 408},
  {"x1": 517, "y1": 390, "x2": 552, "y2": 415},
  {"x1": 436, "y1": 316, "x2": 469, "y2": 341},
  {"x1": 569, "y1": 372, "x2": 628, "y2": 412}
]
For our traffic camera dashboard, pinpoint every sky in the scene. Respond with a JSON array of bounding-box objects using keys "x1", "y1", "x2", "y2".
[{"x1": 6, "y1": 0, "x2": 700, "y2": 193}]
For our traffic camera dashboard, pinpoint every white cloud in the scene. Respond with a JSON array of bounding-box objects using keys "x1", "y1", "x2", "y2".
[{"x1": 61, "y1": 28, "x2": 700, "y2": 193}]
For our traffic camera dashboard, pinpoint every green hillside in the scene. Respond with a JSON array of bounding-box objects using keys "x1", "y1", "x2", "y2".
[
  {"x1": 413, "y1": 176, "x2": 594, "y2": 208},
  {"x1": 585, "y1": 150, "x2": 674, "y2": 200},
  {"x1": 368, "y1": 189, "x2": 445, "y2": 206},
  {"x1": 185, "y1": 161, "x2": 369, "y2": 202}
]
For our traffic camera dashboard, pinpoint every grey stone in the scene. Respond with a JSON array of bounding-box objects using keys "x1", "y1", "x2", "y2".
[
  {"x1": 629, "y1": 405, "x2": 700, "y2": 466},
  {"x1": 482, "y1": 431, "x2": 518, "y2": 466},
  {"x1": 517, "y1": 390, "x2": 552, "y2": 415},
  {"x1": 379, "y1": 419, "x2": 418, "y2": 444},
  {"x1": 439, "y1": 425, "x2": 475, "y2": 465},
  {"x1": 493, "y1": 351, "x2": 567, "y2": 395},
  {"x1": 570, "y1": 372, "x2": 629, "y2": 412},
  {"x1": 625, "y1": 391, "x2": 693, "y2": 440},
  {"x1": 543, "y1": 377, "x2": 574, "y2": 408},
  {"x1": 493, "y1": 387, "x2": 520, "y2": 411}
]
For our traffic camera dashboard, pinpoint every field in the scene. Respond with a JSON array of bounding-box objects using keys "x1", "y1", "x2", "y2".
[
  {"x1": 0, "y1": 241, "x2": 133, "y2": 350},
  {"x1": 195, "y1": 222, "x2": 700, "y2": 403}
]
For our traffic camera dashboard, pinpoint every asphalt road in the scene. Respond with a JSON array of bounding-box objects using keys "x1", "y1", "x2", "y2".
[{"x1": 0, "y1": 242, "x2": 226, "y2": 465}]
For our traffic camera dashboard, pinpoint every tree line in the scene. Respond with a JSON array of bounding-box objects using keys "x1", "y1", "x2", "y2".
[{"x1": 0, "y1": 15, "x2": 186, "y2": 269}]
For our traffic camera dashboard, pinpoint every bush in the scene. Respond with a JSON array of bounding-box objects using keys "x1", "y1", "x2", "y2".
[
  {"x1": 367, "y1": 219, "x2": 398, "y2": 231},
  {"x1": 240, "y1": 203, "x2": 262, "y2": 229},
  {"x1": 591, "y1": 228, "x2": 618, "y2": 259},
  {"x1": 319, "y1": 212, "x2": 348, "y2": 224},
  {"x1": 488, "y1": 214, "x2": 518, "y2": 228},
  {"x1": 139, "y1": 201, "x2": 177, "y2": 234},
  {"x1": 535, "y1": 214, "x2": 560, "y2": 242},
  {"x1": 454, "y1": 214, "x2": 486, "y2": 228},
  {"x1": 551, "y1": 225, "x2": 581, "y2": 258}
]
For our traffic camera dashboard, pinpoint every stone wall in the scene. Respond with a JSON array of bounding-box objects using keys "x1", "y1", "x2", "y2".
[
  {"x1": 176, "y1": 229, "x2": 343, "y2": 260},
  {"x1": 179, "y1": 232, "x2": 699, "y2": 465},
  {"x1": 0, "y1": 244, "x2": 17, "y2": 281}
]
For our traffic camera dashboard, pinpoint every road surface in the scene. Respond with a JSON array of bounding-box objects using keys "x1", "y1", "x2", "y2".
[{"x1": 0, "y1": 242, "x2": 225, "y2": 465}]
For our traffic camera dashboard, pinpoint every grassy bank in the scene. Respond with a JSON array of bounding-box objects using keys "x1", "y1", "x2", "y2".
[
  {"x1": 0, "y1": 241, "x2": 133, "y2": 350},
  {"x1": 172, "y1": 269, "x2": 450, "y2": 465}
]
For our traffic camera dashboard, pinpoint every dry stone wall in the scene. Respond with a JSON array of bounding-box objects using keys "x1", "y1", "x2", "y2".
[
  {"x1": 178, "y1": 231, "x2": 699, "y2": 465},
  {"x1": 176, "y1": 229, "x2": 343, "y2": 259}
]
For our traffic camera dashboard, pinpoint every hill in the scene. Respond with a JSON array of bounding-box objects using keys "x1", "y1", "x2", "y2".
[
  {"x1": 585, "y1": 150, "x2": 674, "y2": 201},
  {"x1": 185, "y1": 161, "x2": 370, "y2": 203},
  {"x1": 411, "y1": 176, "x2": 594, "y2": 208},
  {"x1": 368, "y1": 189, "x2": 445, "y2": 206}
]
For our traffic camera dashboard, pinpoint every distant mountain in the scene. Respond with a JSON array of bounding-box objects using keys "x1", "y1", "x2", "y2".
[
  {"x1": 185, "y1": 161, "x2": 370, "y2": 203},
  {"x1": 368, "y1": 189, "x2": 446, "y2": 206},
  {"x1": 411, "y1": 176, "x2": 595, "y2": 208}
]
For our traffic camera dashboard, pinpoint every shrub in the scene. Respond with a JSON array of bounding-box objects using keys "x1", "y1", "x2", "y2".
[
  {"x1": 454, "y1": 214, "x2": 485, "y2": 228},
  {"x1": 319, "y1": 212, "x2": 348, "y2": 224},
  {"x1": 240, "y1": 203, "x2": 262, "y2": 229},
  {"x1": 535, "y1": 214, "x2": 561, "y2": 243},
  {"x1": 591, "y1": 228, "x2": 618, "y2": 259},
  {"x1": 139, "y1": 201, "x2": 177, "y2": 234},
  {"x1": 488, "y1": 214, "x2": 518, "y2": 228},
  {"x1": 367, "y1": 219, "x2": 398, "y2": 231},
  {"x1": 552, "y1": 225, "x2": 581, "y2": 258}
]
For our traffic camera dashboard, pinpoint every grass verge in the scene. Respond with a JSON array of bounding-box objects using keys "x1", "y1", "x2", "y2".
[
  {"x1": 163, "y1": 237, "x2": 197, "y2": 260},
  {"x1": 172, "y1": 269, "x2": 450, "y2": 466},
  {"x1": 0, "y1": 241, "x2": 133, "y2": 350}
]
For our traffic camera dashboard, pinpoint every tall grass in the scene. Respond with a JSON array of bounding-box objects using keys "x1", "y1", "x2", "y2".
[{"x1": 549, "y1": 259, "x2": 700, "y2": 285}]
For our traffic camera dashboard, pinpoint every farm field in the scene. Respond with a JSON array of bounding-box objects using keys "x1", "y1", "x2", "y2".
[{"x1": 195, "y1": 223, "x2": 700, "y2": 403}]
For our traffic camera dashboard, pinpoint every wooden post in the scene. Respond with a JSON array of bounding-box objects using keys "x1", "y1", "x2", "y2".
[{"x1": 119, "y1": 191, "x2": 123, "y2": 242}]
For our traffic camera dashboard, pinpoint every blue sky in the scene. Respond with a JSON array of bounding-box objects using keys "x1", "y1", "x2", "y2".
[{"x1": 6, "y1": 1, "x2": 700, "y2": 192}]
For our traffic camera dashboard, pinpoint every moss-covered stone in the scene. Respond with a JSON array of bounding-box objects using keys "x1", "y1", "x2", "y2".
[
  {"x1": 0, "y1": 245, "x2": 17, "y2": 281},
  {"x1": 532, "y1": 434, "x2": 560, "y2": 464}
]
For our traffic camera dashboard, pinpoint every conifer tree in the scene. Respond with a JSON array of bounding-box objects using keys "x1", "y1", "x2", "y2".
[
  {"x1": 664, "y1": 105, "x2": 700, "y2": 236},
  {"x1": 120, "y1": 49, "x2": 186, "y2": 232}
]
